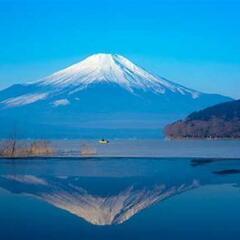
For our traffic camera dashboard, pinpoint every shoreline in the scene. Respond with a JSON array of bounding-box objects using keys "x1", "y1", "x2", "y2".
[
  {"x1": 166, "y1": 137, "x2": 240, "y2": 140},
  {"x1": 1, "y1": 155, "x2": 240, "y2": 160},
  {"x1": 1, "y1": 139, "x2": 240, "y2": 159}
]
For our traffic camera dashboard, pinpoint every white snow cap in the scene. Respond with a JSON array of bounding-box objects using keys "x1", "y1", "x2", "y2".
[{"x1": 38, "y1": 53, "x2": 200, "y2": 98}]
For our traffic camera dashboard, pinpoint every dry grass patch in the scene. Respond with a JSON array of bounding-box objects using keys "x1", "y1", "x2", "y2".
[{"x1": 0, "y1": 140, "x2": 55, "y2": 157}]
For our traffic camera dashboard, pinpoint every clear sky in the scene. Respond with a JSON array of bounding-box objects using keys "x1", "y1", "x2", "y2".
[{"x1": 0, "y1": 0, "x2": 239, "y2": 98}]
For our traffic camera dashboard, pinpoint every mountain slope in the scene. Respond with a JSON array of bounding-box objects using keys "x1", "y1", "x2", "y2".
[
  {"x1": 165, "y1": 100, "x2": 240, "y2": 139},
  {"x1": 0, "y1": 53, "x2": 232, "y2": 138},
  {"x1": 0, "y1": 54, "x2": 201, "y2": 108}
]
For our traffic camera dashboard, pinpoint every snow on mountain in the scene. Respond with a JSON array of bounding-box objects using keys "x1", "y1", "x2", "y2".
[
  {"x1": 53, "y1": 98, "x2": 70, "y2": 107},
  {"x1": 37, "y1": 53, "x2": 200, "y2": 95},
  {"x1": 1, "y1": 93, "x2": 48, "y2": 107},
  {"x1": 1, "y1": 53, "x2": 200, "y2": 108}
]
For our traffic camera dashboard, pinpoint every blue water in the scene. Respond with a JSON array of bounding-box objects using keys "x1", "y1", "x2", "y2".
[
  {"x1": 0, "y1": 157, "x2": 240, "y2": 240},
  {"x1": 52, "y1": 139, "x2": 240, "y2": 158}
]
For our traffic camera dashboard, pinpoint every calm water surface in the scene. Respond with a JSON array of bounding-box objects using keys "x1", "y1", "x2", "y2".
[
  {"x1": 52, "y1": 139, "x2": 240, "y2": 158},
  {"x1": 0, "y1": 157, "x2": 240, "y2": 240}
]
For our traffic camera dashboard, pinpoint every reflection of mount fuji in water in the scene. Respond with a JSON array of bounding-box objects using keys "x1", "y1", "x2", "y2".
[{"x1": 0, "y1": 175, "x2": 199, "y2": 225}]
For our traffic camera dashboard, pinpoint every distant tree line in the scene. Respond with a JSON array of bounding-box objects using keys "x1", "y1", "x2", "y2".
[{"x1": 166, "y1": 99, "x2": 240, "y2": 139}]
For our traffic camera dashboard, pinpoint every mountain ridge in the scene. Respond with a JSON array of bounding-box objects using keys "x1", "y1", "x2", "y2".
[{"x1": 1, "y1": 53, "x2": 201, "y2": 109}]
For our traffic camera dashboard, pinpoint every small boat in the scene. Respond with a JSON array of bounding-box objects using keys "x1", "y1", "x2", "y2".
[{"x1": 99, "y1": 139, "x2": 109, "y2": 144}]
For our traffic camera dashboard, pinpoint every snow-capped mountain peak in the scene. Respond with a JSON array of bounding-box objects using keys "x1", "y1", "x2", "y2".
[
  {"x1": 0, "y1": 53, "x2": 204, "y2": 108},
  {"x1": 1, "y1": 53, "x2": 232, "y2": 115},
  {"x1": 37, "y1": 53, "x2": 200, "y2": 96}
]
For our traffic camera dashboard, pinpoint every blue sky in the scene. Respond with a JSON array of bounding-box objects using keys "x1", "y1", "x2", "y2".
[{"x1": 0, "y1": 0, "x2": 239, "y2": 98}]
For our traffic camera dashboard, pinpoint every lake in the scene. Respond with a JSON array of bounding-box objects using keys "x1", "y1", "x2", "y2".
[
  {"x1": 52, "y1": 139, "x2": 240, "y2": 158},
  {"x1": 0, "y1": 155, "x2": 240, "y2": 240}
]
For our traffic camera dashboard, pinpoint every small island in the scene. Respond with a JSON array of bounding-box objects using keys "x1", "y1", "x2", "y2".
[{"x1": 165, "y1": 99, "x2": 240, "y2": 139}]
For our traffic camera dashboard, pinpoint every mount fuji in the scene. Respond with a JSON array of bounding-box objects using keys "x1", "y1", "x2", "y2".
[{"x1": 0, "y1": 53, "x2": 232, "y2": 138}]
